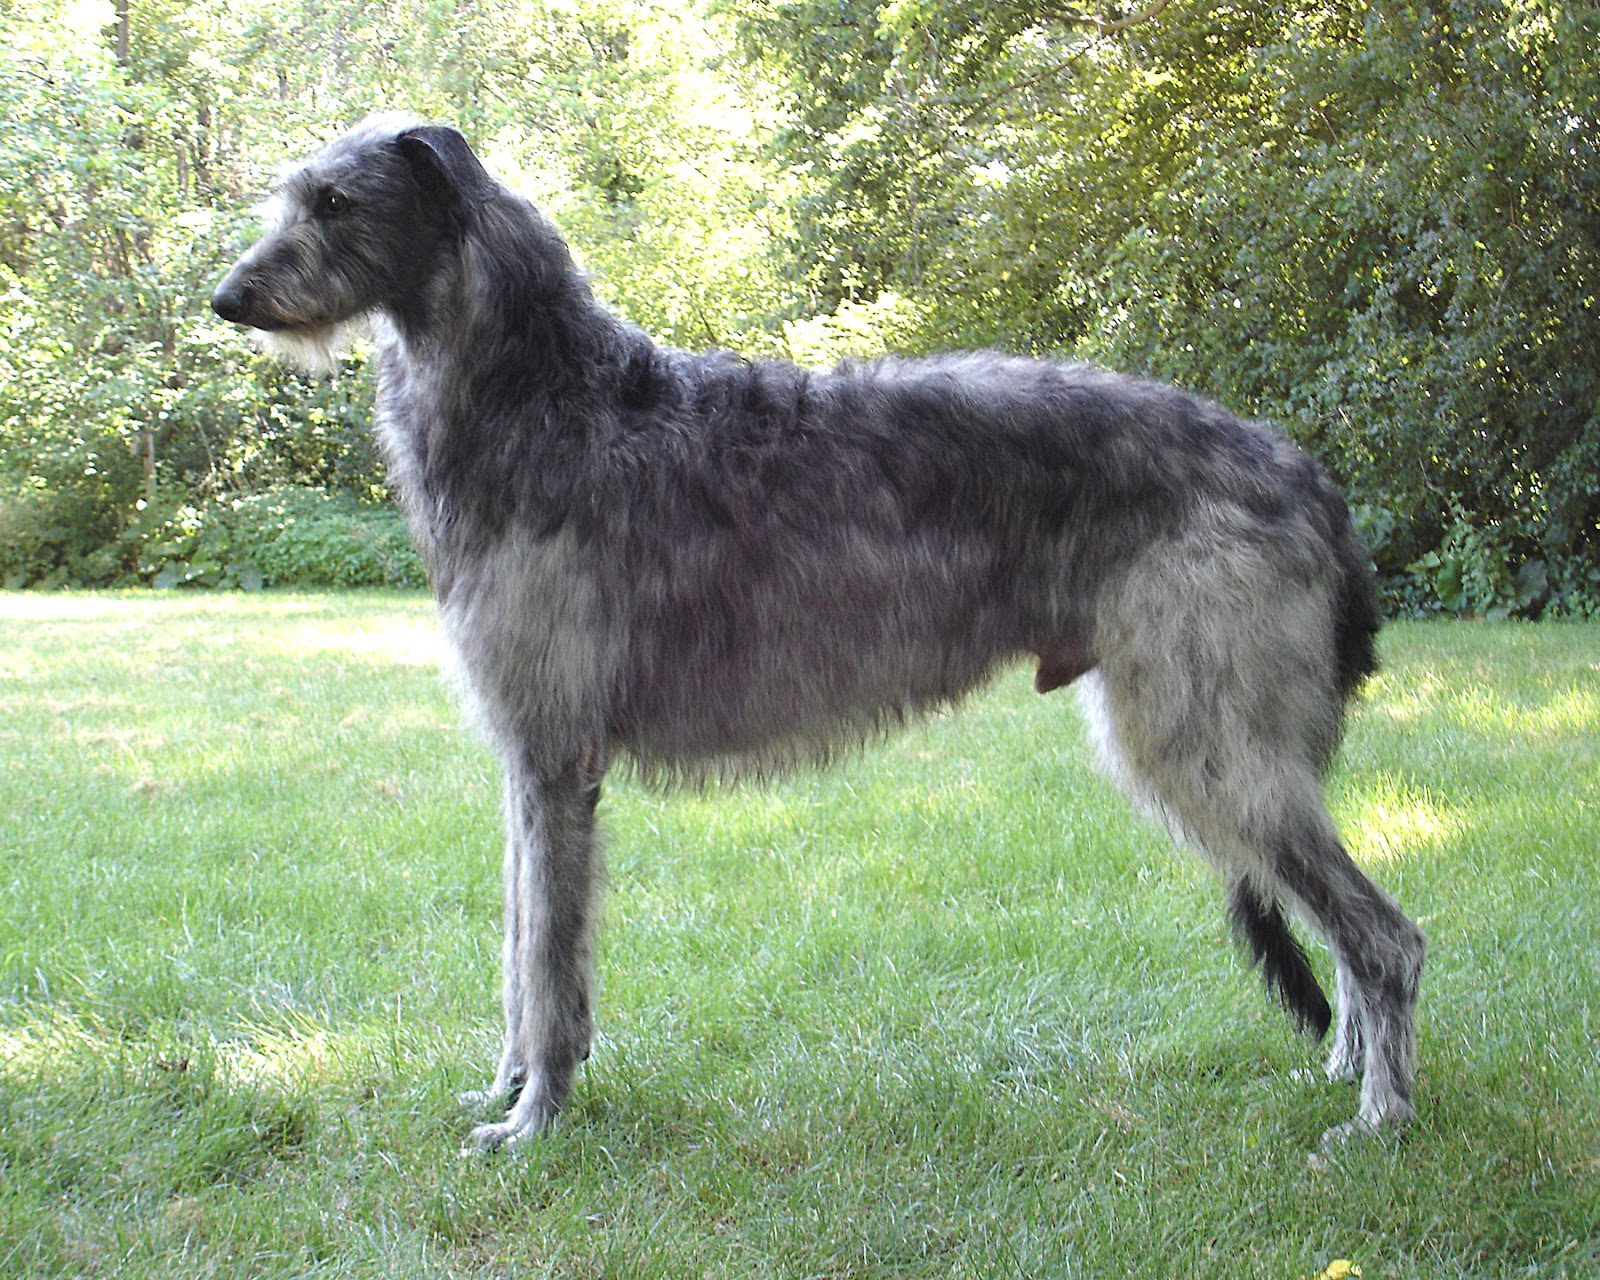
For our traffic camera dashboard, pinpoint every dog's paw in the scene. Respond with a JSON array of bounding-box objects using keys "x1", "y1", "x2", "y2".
[
  {"x1": 460, "y1": 1108, "x2": 557, "y2": 1155},
  {"x1": 462, "y1": 1119, "x2": 529, "y2": 1155},
  {"x1": 458, "y1": 1061, "x2": 528, "y2": 1114},
  {"x1": 1309, "y1": 1102, "x2": 1412, "y2": 1165},
  {"x1": 459, "y1": 1080, "x2": 563, "y2": 1154},
  {"x1": 1318, "y1": 1117, "x2": 1378, "y2": 1149},
  {"x1": 458, "y1": 1078, "x2": 525, "y2": 1114},
  {"x1": 1308, "y1": 1119, "x2": 1377, "y2": 1168}
]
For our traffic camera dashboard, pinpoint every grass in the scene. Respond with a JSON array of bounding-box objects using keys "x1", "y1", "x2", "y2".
[{"x1": 0, "y1": 592, "x2": 1596, "y2": 1279}]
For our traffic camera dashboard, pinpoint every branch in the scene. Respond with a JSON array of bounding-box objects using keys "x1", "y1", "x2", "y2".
[{"x1": 1038, "y1": 0, "x2": 1174, "y2": 36}]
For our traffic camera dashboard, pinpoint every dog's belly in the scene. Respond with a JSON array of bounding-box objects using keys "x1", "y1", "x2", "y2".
[{"x1": 608, "y1": 531, "x2": 1073, "y2": 775}]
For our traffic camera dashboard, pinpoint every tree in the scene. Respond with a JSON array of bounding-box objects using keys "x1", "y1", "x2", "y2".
[
  {"x1": 1075, "y1": 2, "x2": 1600, "y2": 614},
  {"x1": 0, "y1": 0, "x2": 792, "y2": 585},
  {"x1": 729, "y1": 0, "x2": 1600, "y2": 614},
  {"x1": 3, "y1": 0, "x2": 1595, "y2": 609}
]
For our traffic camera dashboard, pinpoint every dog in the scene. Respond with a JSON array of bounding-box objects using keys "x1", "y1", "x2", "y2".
[{"x1": 212, "y1": 113, "x2": 1425, "y2": 1151}]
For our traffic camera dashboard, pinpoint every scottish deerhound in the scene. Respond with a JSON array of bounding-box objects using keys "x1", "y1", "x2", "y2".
[{"x1": 212, "y1": 114, "x2": 1425, "y2": 1152}]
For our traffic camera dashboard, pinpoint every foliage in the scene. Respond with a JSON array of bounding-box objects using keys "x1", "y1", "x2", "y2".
[
  {"x1": 0, "y1": 0, "x2": 391, "y2": 586},
  {"x1": 0, "y1": 465, "x2": 145, "y2": 589},
  {"x1": 217, "y1": 485, "x2": 425, "y2": 588},
  {"x1": 1070, "y1": 1, "x2": 1600, "y2": 619},
  {"x1": 135, "y1": 485, "x2": 425, "y2": 590},
  {"x1": 2, "y1": 0, "x2": 1597, "y2": 612},
  {"x1": 0, "y1": 0, "x2": 792, "y2": 589},
  {"x1": 726, "y1": 0, "x2": 1600, "y2": 615}
]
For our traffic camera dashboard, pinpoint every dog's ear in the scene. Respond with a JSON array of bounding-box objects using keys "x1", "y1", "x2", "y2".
[{"x1": 396, "y1": 125, "x2": 498, "y2": 209}]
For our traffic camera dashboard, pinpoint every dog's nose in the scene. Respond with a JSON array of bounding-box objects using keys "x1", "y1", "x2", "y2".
[{"x1": 211, "y1": 281, "x2": 250, "y2": 323}]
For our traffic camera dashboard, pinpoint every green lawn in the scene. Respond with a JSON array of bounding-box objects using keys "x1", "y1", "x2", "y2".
[{"x1": 1, "y1": 593, "x2": 1595, "y2": 1279}]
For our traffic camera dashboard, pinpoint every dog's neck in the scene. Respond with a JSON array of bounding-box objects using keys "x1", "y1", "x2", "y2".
[{"x1": 370, "y1": 210, "x2": 657, "y2": 557}]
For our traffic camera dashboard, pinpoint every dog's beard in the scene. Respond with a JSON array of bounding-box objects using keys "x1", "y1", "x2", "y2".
[{"x1": 257, "y1": 321, "x2": 355, "y2": 374}]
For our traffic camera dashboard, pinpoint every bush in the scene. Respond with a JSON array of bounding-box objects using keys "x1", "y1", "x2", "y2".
[
  {"x1": 0, "y1": 442, "x2": 146, "y2": 589},
  {"x1": 137, "y1": 487, "x2": 425, "y2": 590},
  {"x1": 234, "y1": 488, "x2": 425, "y2": 589}
]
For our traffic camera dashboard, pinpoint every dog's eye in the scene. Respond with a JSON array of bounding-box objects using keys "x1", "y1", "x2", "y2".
[{"x1": 318, "y1": 189, "x2": 351, "y2": 217}]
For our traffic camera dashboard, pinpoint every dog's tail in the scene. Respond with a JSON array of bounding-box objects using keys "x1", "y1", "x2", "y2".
[
  {"x1": 1325, "y1": 484, "x2": 1381, "y2": 707},
  {"x1": 1228, "y1": 880, "x2": 1332, "y2": 1040}
]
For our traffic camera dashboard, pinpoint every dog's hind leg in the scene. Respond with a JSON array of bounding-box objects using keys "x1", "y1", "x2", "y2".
[
  {"x1": 464, "y1": 747, "x2": 605, "y2": 1152},
  {"x1": 1234, "y1": 787, "x2": 1424, "y2": 1138},
  {"x1": 1080, "y1": 536, "x2": 1423, "y2": 1141},
  {"x1": 1084, "y1": 660, "x2": 1423, "y2": 1139},
  {"x1": 1324, "y1": 960, "x2": 1366, "y2": 1083},
  {"x1": 1268, "y1": 818, "x2": 1425, "y2": 1141}
]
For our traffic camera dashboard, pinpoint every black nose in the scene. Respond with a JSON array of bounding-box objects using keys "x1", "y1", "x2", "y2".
[{"x1": 211, "y1": 281, "x2": 250, "y2": 323}]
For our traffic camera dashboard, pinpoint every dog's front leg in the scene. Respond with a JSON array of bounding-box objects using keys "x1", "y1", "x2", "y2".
[
  {"x1": 456, "y1": 813, "x2": 536, "y2": 1113},
  {"x1": 464, "y1": 748, "x2": 604, "y2": 1152}
]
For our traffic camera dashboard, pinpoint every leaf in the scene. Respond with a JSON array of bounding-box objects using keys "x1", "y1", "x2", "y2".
[{"x1": 1310, "y1": 1262, "x2": 1363, "y2": 1280}]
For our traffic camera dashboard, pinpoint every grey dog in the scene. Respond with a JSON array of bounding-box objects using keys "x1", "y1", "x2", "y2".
[{"x1": 212, "y1": 114, "x2": 1425, "y2": 1151}]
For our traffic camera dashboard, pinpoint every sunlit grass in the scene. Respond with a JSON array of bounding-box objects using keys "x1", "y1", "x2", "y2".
[
  {"x1": 1341, "y1": 781, "x2": 1464, "y2": 864},
  {"x1": 1, "y1": 594, "x2": 1596, "y2": 1279}
]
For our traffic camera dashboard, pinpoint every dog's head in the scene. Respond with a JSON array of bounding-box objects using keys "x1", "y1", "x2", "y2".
[{"x1": 210, "y1": 114, "x2": 499, "y2": 370}]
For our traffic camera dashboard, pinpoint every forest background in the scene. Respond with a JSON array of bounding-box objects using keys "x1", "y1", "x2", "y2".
[{"x1": 2, "y1": 0, "x2": 1597, "y2": 616}]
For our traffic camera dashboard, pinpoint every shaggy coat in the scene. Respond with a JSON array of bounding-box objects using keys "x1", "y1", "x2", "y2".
[{"x1": 213, "y1": 114, "x2": 1426, "y2": 1151}]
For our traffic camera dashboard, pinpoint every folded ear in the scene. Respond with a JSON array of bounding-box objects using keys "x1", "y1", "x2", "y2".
[{"x1": 396, "y1": 125, "x2": 499, "y2": 208}]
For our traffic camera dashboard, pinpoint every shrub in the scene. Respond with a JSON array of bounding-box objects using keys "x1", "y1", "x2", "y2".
[
  {"x1": 234, "y1": 488, "x2": 425, "y2": 589},
  {"x1": 0, "y1": 443, "x2": 146, "y2": 589},
  {"x1": 137, "y1": 487, "x2": 425, "y2": 590}
]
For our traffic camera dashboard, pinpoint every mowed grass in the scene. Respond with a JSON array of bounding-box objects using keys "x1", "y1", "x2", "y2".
[{"x1": 0, "y1": 592, "x2": 1595, "y2": 1279}]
